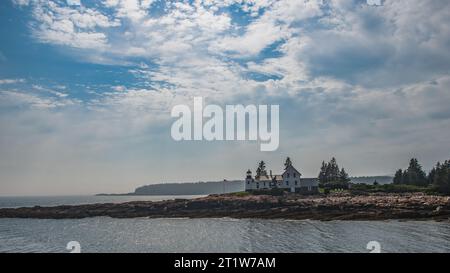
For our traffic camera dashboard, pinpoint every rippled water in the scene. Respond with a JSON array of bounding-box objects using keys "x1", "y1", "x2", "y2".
[
  {"x1": 0, "y1": 196, "x2": 449, "y2": 253},
  {"x1": 0, "y1": 217, "x2": 449, "y2": 253},
  {"x1": 0, "y1": 195, "x2": 205, "y2": 208}
]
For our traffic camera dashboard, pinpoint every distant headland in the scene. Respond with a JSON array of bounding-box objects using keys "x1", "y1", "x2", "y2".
[{"x1": 96, "y1": 176, "x2": 393, "y2": 196}]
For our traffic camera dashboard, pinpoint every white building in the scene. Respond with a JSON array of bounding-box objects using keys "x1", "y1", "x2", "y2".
[{"x1": 245, "y1": 162, "x2": 319, "y2": 193}]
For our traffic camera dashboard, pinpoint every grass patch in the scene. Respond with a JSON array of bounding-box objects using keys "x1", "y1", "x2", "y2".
[
  {"x1": 349, "y1": 183, "x2": 438, "y2": 194},
  {"x1": 244, "y1": 188, "x2": 285, "y2": 196},
  {"x1": 231, "y1": 191, "x2": 251, "y2": 197}
]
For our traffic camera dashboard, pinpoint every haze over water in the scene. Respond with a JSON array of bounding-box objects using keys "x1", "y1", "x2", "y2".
[{"x1": 0, "y1": 196, "x2": 449, "y2": 253}]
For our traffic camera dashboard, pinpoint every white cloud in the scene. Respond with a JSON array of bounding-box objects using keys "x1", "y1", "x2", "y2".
[
  {"x1": 0, "y1": 90, "x2": 76, "y2": 109},
  {"x1": 0, "y1": 78, "x2": 26, "y2": 84},
  {"x1": 28, "y1": 0, "x2": 120, "y2": 49},
  {"x1": 11, "y1": 0, "x2": 450, "y2": 118},
  {"x1": 296, "y1": 0, "x2": 450, "y2": 87},
  {"x1": 12, "y1": 0, "x2": 30, "y2": 6},
  {"x1": 103, "y1": 0, "x2": 155, "y2": 22},
  {"x1": 66, "y1": 0, "x2": 81, "y2": 6},
  {"x1": 210, "y1": 0, "x2": 322, "y2": 56},
  {"x1": 13, "y1": 0, "x2": 450, "y2": 118},
  {"x1": 3, "y1": 0, "x2": 450, "y2": 194}
]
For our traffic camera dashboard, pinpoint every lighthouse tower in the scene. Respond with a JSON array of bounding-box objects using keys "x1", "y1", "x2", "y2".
[{"x1": 245, "y1": 169, "x2": 253, "y2": 191}]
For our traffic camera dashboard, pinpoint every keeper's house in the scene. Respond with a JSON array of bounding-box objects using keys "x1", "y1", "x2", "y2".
[{"x1": 245, "y1": 162, "x2": 318, "y2": 194}]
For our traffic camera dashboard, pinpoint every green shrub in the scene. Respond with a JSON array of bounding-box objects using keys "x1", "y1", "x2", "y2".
[{"x1": 349, "y1": 183, "x2": 434, "y2": 194}]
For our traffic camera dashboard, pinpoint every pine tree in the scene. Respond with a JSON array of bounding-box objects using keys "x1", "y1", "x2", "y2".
[
  {"x1": 406, "y1": 158, "x2": 427, "y2": 186},
  {"x1": 284, "y1": 157, "x2": 292, "y2": 170},
  {"x1": 318, "y1": 157, "x2": 350, "y2": 188},
  {"x1": 339, "y1": 168, "x2": 350, "y2": 184},
  {"x1": 329, "y1": 157, "x2": 339, "y2": 182},
  {"x1": 256, "y1": 161, "x2": 267, "y2": 177},
  {"x1": 428, "y1": 166, "x2": 437, "y2": 185},
  {"x1": 433, "y1": 160, "x2": 450, "y2": 194},
  {"x1": 318, "y1": 161, "x2": 327, "y2": 185},
  {"x1": 393, "y1": 169, "x2": 403, "y2": 185},
  {"x1": 402, "y1": 170, "x2": 409, "y2": 185},
  {"x1": 393, "y1": 159, "x2": 450, "y2": 194},
  {"x1": 256, "y1": 167, "x2": 262, "y2": 178},
  {"x1": 324, "y1": 162, "x2": 331, "y2": 183}
]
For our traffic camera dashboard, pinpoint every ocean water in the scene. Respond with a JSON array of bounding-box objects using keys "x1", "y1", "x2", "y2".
[
  {"x1": 0, "y1": 218, "x2": 450, "y2": 253},
  {"x1": 0, "y1": 195, "x2": 205, "y2": 208},
  {"x1": 0, "y1": 196, "x2": 449, "y2": 253}
]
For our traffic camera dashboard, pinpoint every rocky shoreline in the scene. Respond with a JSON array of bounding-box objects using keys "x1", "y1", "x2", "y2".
[{"x1": 0, "y1": 193, "x2": 449, "y2": 221}]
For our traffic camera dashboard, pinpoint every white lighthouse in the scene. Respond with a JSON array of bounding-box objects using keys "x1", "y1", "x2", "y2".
[{"x1": 245, "y1": 169, "x2": 254, "y2": 191}]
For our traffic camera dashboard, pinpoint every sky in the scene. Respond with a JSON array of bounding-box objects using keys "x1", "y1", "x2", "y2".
[{"x1": 0, "y1": 0, "x2": 449, "y2": 196}]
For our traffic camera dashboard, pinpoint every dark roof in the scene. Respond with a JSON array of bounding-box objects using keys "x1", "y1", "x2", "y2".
[
  {"x1": 256, "y1": 175, "x2": 272, "y2": 181},
  {"x1": 282, "y1": 165, "x2": 302, "y2": 176},
  {"x1": 272, "y1": 175, "x2": 283, "y2": 181}
]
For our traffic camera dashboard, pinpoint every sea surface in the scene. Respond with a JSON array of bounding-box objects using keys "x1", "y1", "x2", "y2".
[
  {"x1": 0, "y1": 196, "x2": 449, "y2": 253},
  {"x1": 0, "y1": 195, "x2": 205, "y2": 208}
]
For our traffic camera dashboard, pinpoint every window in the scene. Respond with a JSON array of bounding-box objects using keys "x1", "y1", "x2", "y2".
[
  {"x1": 295, "y1": 181, "x2": 298, "y2": 186},
  {"x1": 294, "y1": 173, "x2": 296, "y2": 178},
  {"x1": 308, "y1": 186, "x2": 312, "y2": 191},
  {"x1": 287, "y1": 173, "x2": 290, "y2": 178},
  {"x1": 247, "y1": 181, "x2": 250, "y2": 184},
  {"x1": 257, "y1": 183, "x2": 260, "y2": 189},
  {"x1": 286, "y1": 181, "x2": 289, "y2": 186}
]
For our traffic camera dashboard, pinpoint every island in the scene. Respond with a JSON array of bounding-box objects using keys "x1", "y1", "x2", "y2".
[
  {"x1": 0, "y1": 192, "x2": 449, "y2": 221},
  {"x1": 2, "y1": 157, "x2": 447, "y2": 221}
]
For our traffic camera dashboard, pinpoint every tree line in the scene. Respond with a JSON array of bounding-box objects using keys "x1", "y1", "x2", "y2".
[
  {"x1": 252, "y1": 156, "x2": 450, "y2": 194},
  {"x1": 394, "y1": 158, "x2": 450, "y2": 194},
  {"x1": 318, "y1": 157, "x2": 350, "y2": 189}
]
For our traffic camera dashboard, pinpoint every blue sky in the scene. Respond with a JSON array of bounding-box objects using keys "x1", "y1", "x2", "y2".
[{"x1": 0, "y1": 0, "x2": 449, "y2": 195}]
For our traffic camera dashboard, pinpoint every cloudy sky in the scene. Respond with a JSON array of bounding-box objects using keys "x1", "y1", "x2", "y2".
[{"x1": 0, "y1": 0, "x2": 449, "y2": 195}]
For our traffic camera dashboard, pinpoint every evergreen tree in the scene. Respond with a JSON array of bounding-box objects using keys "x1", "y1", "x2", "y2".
[
  {"x1": 284, "y1": 157, "x2": 293, "y2": 170},
  {"x1": 256, "y1": 161, "x2": 267, "y2": 177},
  {"x1": 318, "y1": 161, "x2": 327, "y2": 185},
  {"x1": 433, "y1": 160, "x2": 450, "y2": 194},
  {"x1": 339, "y1": 168, "x2": 350, "y2": 184},
  {"x1": 393, "y1": 169, "x2": 403, "y2": 185},
  {"x1": 428, "y1": 165, "x2": 437, "y2": 185},
  {"x1": 324, "y1": 162, "x2": 331, "y2": 183},
  {"x1": 406, "y1": 158, "x2": 428, "y2": 186},
  {"x1": 402, "y1": 170, "x2": 409, "y2": 185},
  {"x1": 256, "y1": 167, "x2": 262, "y2": 178},
  {"x1": 318, "y1": 157, "x2": 350, "y2": 188},
  {"x1": 329, "y1": 157, "x2": 339, "y2": 182},
  {"x1": 391, "y1": 159, "x2": 450, "y2": 194}
]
